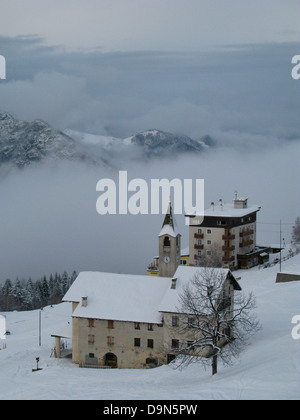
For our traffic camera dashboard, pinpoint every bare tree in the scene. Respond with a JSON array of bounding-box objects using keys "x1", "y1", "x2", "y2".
[
  {"x1": 292, "y1": 217, "x2": 300, "y2": 246},
  {"x1": 173, "y1": 268, "x2": 261, "y2": 375},
  {"x1": 194, "y1": 243, "x2": 223, "y2": 268}
]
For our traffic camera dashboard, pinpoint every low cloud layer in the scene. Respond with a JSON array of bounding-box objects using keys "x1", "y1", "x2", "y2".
[{"x1": 0, "y1": 140, "x2": 299, "y2": 282}]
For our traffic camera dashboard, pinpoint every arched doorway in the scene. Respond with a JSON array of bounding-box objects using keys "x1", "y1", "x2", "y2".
[{"x1": 104, "y1": 352, "x2": 118, "y2": 368}]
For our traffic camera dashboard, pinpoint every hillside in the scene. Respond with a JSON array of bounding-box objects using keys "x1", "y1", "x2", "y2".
[
  {"x1": 0, "y1": 112, "x2": 211, "y2": 170},
  {"x1": 0, "y1": 252, "x2": 299, "y2": 400}
]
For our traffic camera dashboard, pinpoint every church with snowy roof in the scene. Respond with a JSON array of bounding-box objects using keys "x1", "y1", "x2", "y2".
[{"x1": 53, "y1": 201, "x2": 242, "y2": 369}]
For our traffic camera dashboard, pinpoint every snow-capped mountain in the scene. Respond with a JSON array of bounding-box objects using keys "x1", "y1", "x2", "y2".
[
  {"x1": 0, "y1": 112, "x2": 212, "y2": 169},
  {"x1": 0, "y1": 112, "x2": 86, "y2": 168},
  {"x1": 123, "y1": 129, "x2": 209, "y2": 157}
]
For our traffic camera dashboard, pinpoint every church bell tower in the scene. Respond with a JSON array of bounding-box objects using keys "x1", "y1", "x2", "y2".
[{"x1": 158, "y1": 202, "x2": 181, "y2": 277}]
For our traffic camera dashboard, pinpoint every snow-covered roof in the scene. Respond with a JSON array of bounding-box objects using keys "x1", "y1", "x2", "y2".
[
  {"x1": 181, "y1": 247, "x2": 189, "y2": 256},
  {"x1": 51, "y1": 324, "x2": 72, "y2": 339},
  {"x1": 63, "y1": 271, "x2": 171, "y2": 324},
  {"x1": 158, "y1": 224, "x2": 177, "y2": 238},
  {"x1": 63, "y1": 266, "x2": 240, "y2": 324},
  {"x1": 188, "y1": 202, "x2": 260, "y2": 220},
  {"x1": 158, "y1": 266, "x2": 239, "y2": 313}
]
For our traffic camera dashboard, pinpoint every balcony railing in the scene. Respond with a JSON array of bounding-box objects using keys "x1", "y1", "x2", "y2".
[
  {"x1": 222, "y1": 234, "x2": 235, "y2": 240},
  {"x1": 239, "y1": 229, "x2": 254, "y2": 237},
  {"x1": 222, "y1": 245, "x2": 235, "y2": 251},
  {"x1": 194, "y1": 244, "x2": 204, "y2": 250},
  {"x1": 239, "y1": 239, "x2": 254, "y2": 247},
  {"x1": 194, "y1": 233, "x2": 204, "y2": 239},
  {"x1": 222, "y1": 256, "x2": 235, "y2": 262}
]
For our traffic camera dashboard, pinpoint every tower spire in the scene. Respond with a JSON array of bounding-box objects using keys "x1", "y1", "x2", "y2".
[{"x1": 162, "y1": 202, "x2": 174, "y2": 229}]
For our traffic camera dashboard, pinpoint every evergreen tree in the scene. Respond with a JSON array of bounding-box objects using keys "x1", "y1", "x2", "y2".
[
  {"x1": 0, "y1": 269, "x2": 76, "y2": 311},
  {"x1": 1, "y1": 279, "x2": 13, "y2": 311},
  {"x1": 11, "y1": 279, "x2": 25, "y2": 310},
  {"x1": 48, "y1": 274, "x2": 55, "y2": 302},
  {"x1": 26, "y1": 278, "x2": 36, "y2": 309},
  {"x1": 61, "y1": 271, "x2": 69, "y2": 294},
  {"x1": 292, "y1": 217, "x2": 300, "y2": 245},
  {"x1": 41, "y1": 275, "x2": 50, "y2": 304}
]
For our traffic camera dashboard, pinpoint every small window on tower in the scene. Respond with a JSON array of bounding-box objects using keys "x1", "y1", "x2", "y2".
[{"x1": 164, "y1": 236, "x2": 171, "y2": 247}]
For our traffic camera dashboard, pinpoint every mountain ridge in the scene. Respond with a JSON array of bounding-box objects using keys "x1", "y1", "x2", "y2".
[{"x1": 0, "y1": 112, "x2": 212, "y2": 168}]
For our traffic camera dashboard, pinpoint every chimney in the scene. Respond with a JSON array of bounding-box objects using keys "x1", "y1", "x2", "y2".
[
  {"x1": 171, "y1": 278, "x2": 177, "y2": 289},
  {"x1": 82, "y1": 296, "x2": 88, "y2": 307},
  {"x1": 211, "y1": 202, "x2": 214, "y2": 211},
  {"x1": 219, "y1": 199, "x2": 223, "y2": 210}
]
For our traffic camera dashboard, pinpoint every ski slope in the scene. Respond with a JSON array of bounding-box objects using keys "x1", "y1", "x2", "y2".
[{"x1": 0, "y1": 253, "x2": 299, "y2": 400}]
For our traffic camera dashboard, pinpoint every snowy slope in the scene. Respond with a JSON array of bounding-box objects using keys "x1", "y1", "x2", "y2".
[{"x1": 0, "y1": 253, "x2": 299, "y2": 400}]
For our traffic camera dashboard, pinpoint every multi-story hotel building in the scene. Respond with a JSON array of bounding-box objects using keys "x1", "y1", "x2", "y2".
[{"x1": 187, "y1": 193, "x2": 265, "y2": 269}]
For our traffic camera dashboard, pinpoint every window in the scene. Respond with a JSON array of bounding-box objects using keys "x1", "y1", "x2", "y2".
[
  {"x1": 198, "y1": 250, "x2": 202, "y2": 256},
  {"x1": 207, "y1": 229, "x2": 212, "y2": 234},
  {"x1": 146, "y1": 357, "x2": 158, "y2": 366},
  {"x1": 134, "y1": 338, "x2": 141, "y2": 347},
  {"x1": 207, "y1": 240, "x2": 211, "y2": 245},
  {"x1": 172, "y1": 316, "x2": 179, "y2": 327},
  {"x1": 198, "y1": 229, "x2": 202, "y2": 234},
  {"x1": 148, "y1": 323, "x2": 153, "y2": 331},
  {"x1": 88, "y1": 319, "x2": 95, "y2": 328},
  {"x1": 187, "y1": 341, "x2": 195, "y2": 351},
  {"x1": 88, "y1": 334, "x2": 95, "y2": 344},
  {"x1": 171, "y1": 339, "x2": 179, "y2": 349},
  {"x1": 108, "y1": 320, "x2": 114, "y2": 329},
  {"x1": 164, "y1": 236, "x2": 171, "y2": 247},
  {"x1": 89, "y1": 353, "x2": 95, "y2": 358},
  {"x1": 207, "y1": 250, "x2": 211, "y2": 256},
  {"x1": 134, "y1": 322, "x2": 140, "y2": 330},
  {"x1": 188, "y1": 317, "x2": 195, "y2": 328},
  {"x1": 198, "y1": 239, "x2": 202, "y2": 245},
  {"x1": 147, "y1": 339, "x2": 154, "y2": 348},
  {"x1": 107, "y1": 336, "x2": 114, "y2": 345}
]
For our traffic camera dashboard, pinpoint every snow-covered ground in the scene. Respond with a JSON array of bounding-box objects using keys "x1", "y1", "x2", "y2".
[{"x1": 0, "y1": 252, "x2": 299, "y2": 400}]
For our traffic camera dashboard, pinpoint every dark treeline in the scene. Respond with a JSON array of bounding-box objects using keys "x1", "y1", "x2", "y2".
[{"x1": 0, "y1": 270, "x2": 77, "y2": 312}]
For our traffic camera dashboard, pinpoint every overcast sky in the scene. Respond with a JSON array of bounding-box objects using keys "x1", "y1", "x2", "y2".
[
  {"x1": 1, "y1": 0, "x2": 299, "y2": 51},
  {"x1": 0, "y1": 1, "x2": 299, "y2": 281}
]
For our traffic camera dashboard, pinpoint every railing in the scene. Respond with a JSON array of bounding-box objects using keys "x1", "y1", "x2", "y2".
[
  {"x1": 222, "y1": 256, "x2": 234, "y2": 262},
  {"x1": 194, "y1": 233, "x2": 204, "y2": 239},
  {"x1": 222, "y1": 234, "x2": 235, "y2": 240},
  {"x1": 239, "y1": 239, "x2": 254, "y2": 247},
  {"x1": 194, "y1": 244, "x2": 204, "y2": 250},
  {"x1": 239, "y1": 229, "x2": 254, "y2": 237},
  {"x1": 222, "y1": 245, "x2": 235, "y2": 251}
]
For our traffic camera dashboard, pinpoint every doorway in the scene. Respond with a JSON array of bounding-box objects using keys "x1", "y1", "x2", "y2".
[{"x1": 104, "y1": 352, "x2": 118, "y2": 368}]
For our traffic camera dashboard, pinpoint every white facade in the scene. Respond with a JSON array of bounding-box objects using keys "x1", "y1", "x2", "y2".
[{"x1": 188, "y1": 196, "x2": 261, "y2": 269}]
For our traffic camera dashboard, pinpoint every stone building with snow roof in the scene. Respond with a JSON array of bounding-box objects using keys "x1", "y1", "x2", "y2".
[{"x1": 60, "y1": 265, "x2": 241, "y2": 369}]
